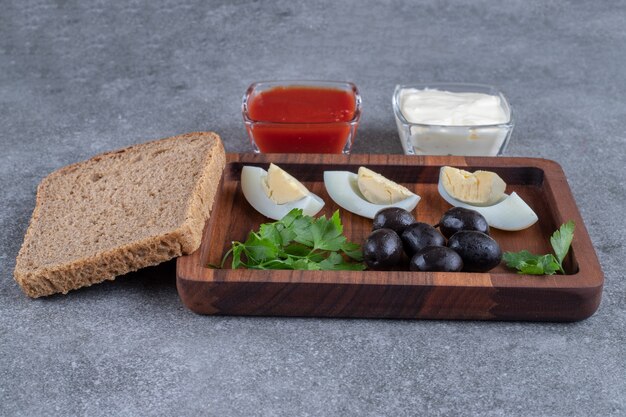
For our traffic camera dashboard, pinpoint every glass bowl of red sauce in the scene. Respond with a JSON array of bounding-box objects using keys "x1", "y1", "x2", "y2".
[{"x1": 243, "y1": 81, "x2": 362, "y2": 154}]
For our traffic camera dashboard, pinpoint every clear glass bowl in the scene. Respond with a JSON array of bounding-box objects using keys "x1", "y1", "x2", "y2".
[
  {"x1": 243, "y1": 80, "x2": 361, "y2": 154},
  {"x1": 392, "y1": 83, "x2": 514, "y2": 156}
]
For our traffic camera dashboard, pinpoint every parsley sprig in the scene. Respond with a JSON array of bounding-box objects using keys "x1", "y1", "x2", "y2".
[
  {"x1": 221, "y1": 209, "x2": 365, "y2": 271},
  {"x1": 503, "y1": 221, "x2": 575, "y2": 275}
]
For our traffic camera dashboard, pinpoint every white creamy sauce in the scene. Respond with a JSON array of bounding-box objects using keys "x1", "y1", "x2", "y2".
[
  {"x1": 399, "y1": 88, "x2": 509, "y2": 126},
  {"x1": 395, "y1": 88, "x2": 512, "y2": 156}
]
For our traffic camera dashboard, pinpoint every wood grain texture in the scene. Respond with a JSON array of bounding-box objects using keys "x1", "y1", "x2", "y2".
[{"x1": 176, "y1": 154, "x2": 603, "y2": 321}]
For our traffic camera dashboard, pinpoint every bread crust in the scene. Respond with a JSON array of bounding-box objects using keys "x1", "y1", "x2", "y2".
[{"x1": 14, "y1": 132, "x2": 225, "y2": 298}]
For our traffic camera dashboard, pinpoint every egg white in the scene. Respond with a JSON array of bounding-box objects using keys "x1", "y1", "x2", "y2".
[
  {"x1": 324, "y1": 171, "x2": 420, "y2": 219},
  {"x1": 437, "y1": 169, "x2": 538, "y2": 231},
  {"x1": 241, "y1": 166, "x2": 324, "y2": 220}
]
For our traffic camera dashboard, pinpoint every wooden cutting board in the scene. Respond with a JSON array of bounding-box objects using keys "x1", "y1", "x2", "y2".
[{"x1": 176, "y1": 154, "x2": 603, "y2": 321}]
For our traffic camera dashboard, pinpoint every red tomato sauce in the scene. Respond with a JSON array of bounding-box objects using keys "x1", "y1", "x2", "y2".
[{"x1": 246, "y1": 86, "x2": 357, "y2": 153}]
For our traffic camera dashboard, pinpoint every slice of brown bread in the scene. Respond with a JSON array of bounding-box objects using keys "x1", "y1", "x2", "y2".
[{"x1": 14, "y1": 132, "x2": 226, "y2": 298}]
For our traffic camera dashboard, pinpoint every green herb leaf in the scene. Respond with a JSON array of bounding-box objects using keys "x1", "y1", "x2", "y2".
[
  {"x1": 220, "y1": 209, "x2": 364, "y2": 271},
  {"x1": 292, "y1": 216, "x2": 314, "y2": 247},
  {"x1": 503, "y1": 250, "x2": 537, "y2": 268},
  {"x1": 312, "y1": 211, "x2": 347, "y2": 251},
  {"x1": 318, "y1": 252, "x2": 366, "y2": 271},
  {"x1": 254, "y1": 258, "x2": 295, "y2": 270},
  {"x1": 550, "y1": 220, "x2": 575, "y2": 273},
  {"x1": 341, "y1": 242, "x2": 363, "y2": 261},
  {"x1": 259, "y1": 223, "x2": 282, "y2": 245},
  {"x1": 503, "y1": 252, "x2": 560, "y2": 275},
  {"x1": 503, "y1": 221, "x2": 575, "y2": 276},
  {"x1": 318, "y1": 252, "x2": 344, "y2": 269},
  {"x1": 228, "y1": 243, "x2": 244, "y2": 269},
  {"x1": 537, "y1": 254, "x2": 561, "y2": 275},
  {"x1": 283, "y1": 243, "x2": 311, "y2": 257},
  {"x1": 278, "y1": 208, "x2": 303, "y2": 227},
  {"x1": 242, "y1": 233, "x2": 278, "y2": 262}
]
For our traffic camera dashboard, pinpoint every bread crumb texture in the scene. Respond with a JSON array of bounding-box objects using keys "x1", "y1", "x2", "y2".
[{"x1": 14, "y1": 132, "x2": 225, "y2": 297}]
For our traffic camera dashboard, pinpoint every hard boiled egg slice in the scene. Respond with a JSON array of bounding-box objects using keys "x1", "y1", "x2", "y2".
[
  {"x1": 324, "y1": 171, "x2": 420, "y2": 219},
  {"x1": 440, "y1": 165, "x2": 507, "y2": 206},
  {"x1": 241, "y1": 165, "x2": 324, "y2": 220},
  {"x1": 437, "y1": 169, "x2": 538, "y2": 231}
]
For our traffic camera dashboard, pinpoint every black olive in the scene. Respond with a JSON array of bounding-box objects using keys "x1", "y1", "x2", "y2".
[
  {"x1": 409, "y1": 246, "x2": 463, "y2": 272},
  {"x1": 447, "y1": 231, "x2": 502, "y2": 272},
  {"x1": 438, "y1": 207, "x2": 489, "y2": 238},
  {"x1": 372, "y1": 207, "x2": 415, "y2": 234},
  {"x1": 401, "y1": 222, "x2": 446, "y2": 257},
  {"x1": 363, "y1": 228, "x2": 404, "y2": 270}
]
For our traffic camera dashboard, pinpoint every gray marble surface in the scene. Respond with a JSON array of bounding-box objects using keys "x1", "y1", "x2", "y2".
[{"x1": 1, "y1": 1, "x2": 625, "y2": 416}]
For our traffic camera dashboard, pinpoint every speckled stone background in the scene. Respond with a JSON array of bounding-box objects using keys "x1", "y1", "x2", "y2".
[{"x1": 1, "y1": 1, "x2": 625, "y2": 416}]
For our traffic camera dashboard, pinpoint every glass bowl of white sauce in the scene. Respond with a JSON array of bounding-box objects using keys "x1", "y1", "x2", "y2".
[{"x1": 392, "y1": 83, "x2": 514, "y2": 156}]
